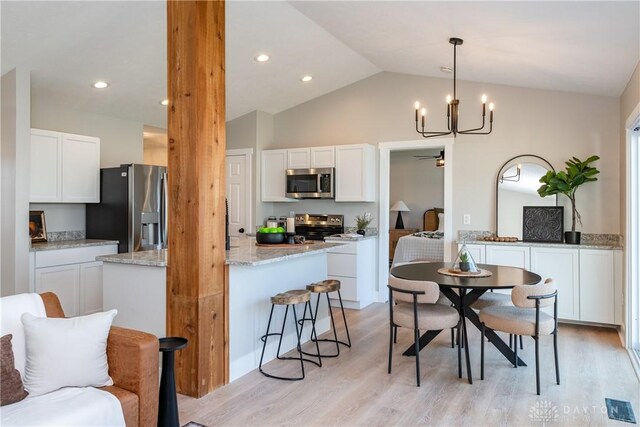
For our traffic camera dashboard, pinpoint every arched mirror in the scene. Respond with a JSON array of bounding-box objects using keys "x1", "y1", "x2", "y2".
[{"x1": 495, "y1": 155, "x2": 556, "y2": 238}]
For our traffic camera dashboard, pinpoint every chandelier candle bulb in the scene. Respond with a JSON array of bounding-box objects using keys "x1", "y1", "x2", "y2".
[
  {"x1": 446, "y1": 95, "x2": 452, "y2": 104},
  {"x1": 481, "y1": 94, "x2": 487, "y2": 104}
]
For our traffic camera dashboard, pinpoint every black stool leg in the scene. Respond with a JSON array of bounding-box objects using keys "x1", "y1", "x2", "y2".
[
  {"x1": 394, "y1": 326, "x2": 398, "y2": 344},
  {"x1": 292, "y1": 305, "x2": 305, "y2": 379},
  {"x1": 327, "y1": 293, "x2": 341, "y2": 355},
  {"x1": 457, "y1": 321, "x2": 462, "y2": 378},
  {"x1": 275, "y1": 305, "x2": 289, "y2": 360},
  {"x1": 258, "y1": 304, "x2": 276, "y2": 374},
  {"x1": 509, "y1": 334, "x2": 513, "y2": 349},
  {"x1": 451, "y1": 328, "x2": 454, "y2": 348},
  {"x1": 336, "y1": 290, "x2": 352, "y2": 347},
  {"x1": 298, "y1": 300, "x2": 322, "y2": 367},
  {"x1": 480, "y1": 322, "x2": 485, "y2": 380},
  {"x1": 514, "y1": 335, "x2": 519, "y2": 369}
]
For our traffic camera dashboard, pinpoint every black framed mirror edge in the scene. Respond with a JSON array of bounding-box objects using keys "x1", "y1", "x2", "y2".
[{"x1": 494, "y1": 154, "x2": 556, "y2": 235}]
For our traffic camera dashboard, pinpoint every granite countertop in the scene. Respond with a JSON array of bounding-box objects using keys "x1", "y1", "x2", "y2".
[
  {"x1": 227, "y1": 237, "x2": 345, "y2": 266},
  {"x1": 458, "y1": 239, "x2": 623, "y2": 251},
  {"x1": 97, "y1": 249, "x2": 167, "y2": 267},
  {"x1": 97, "y1": 238, "x2": 346, "y2": 268},
  {"x1": 30, "y1": 239, "x2": 119, "y2": 252}
]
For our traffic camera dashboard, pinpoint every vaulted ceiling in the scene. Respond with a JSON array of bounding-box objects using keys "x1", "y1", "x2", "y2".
[{"x1": 2, "y1": 1, "x2": 638, "y2": 129}]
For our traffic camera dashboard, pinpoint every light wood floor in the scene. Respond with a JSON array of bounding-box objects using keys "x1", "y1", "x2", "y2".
[{"x1": 178, "y1": 303, "x2": 640, "y2": 426}]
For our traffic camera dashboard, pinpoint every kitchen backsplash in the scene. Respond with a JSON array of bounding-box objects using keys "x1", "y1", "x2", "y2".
[{"x1": 46, "y1": 230, "x2": 86, "y2": 242}]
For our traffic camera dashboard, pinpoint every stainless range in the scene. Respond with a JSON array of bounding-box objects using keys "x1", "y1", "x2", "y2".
[{"x1": 294, "y1": 214, "x2": 344, "y2": 241}]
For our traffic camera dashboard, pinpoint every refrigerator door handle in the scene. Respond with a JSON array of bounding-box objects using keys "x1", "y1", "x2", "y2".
[{"x1": 161, "y1": 172, "x2": 168, "y2": 248}]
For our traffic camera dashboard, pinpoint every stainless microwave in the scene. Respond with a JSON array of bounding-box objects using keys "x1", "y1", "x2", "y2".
[{"x1": 285, "y1": 168, "x2": 335, "y2": 199}]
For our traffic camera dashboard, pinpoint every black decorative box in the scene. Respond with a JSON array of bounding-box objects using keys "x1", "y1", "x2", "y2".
[{"x1": 522, "y1": 206, "x2": 564, "y2": 243}]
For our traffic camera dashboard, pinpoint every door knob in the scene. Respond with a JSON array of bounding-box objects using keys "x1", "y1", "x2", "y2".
[{"x1": 239, "y1": 228, "x2": 245, "y2": 234}]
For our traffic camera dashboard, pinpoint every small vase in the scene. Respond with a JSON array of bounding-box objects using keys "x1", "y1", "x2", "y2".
[
  {"x1": 356, "y1": 229, "x2": 366, "y2": 236},
  {"x1": 459, "y1": 262, "x2": 470, "y2": 272},
  {"x1": 565, "y1": 231, "x2": 581, "y2": 244}
]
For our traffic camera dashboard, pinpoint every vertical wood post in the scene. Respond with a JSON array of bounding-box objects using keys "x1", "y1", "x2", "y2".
[{"x1": 166, "y1": 0, "x2": 227, "y2": 398}]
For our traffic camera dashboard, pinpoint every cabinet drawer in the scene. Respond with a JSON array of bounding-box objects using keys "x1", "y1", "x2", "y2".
[
  {"x1": 328, "y1": 253, "x2": 357, "y2": 277},
  {"x1": 35, "y1": 245, "x2": 117, "y2": 268},
  {"x1": 326, "y1": 242, "x2": 357, "y2": 254},
  {"x1": 328, "y1": 276, "x2": 357, "y2": 301}
]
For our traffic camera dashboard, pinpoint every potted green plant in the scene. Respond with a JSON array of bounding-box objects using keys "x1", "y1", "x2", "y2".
[
  {"x1": 355, "y1": 212, "x2": 373, "y2": 236},
  {"x1": 459, "y1": 252, "x2": 470, "y2": 272},
  {"x1": 537, "y1": 155, "x2": 600, "y2": 244}
]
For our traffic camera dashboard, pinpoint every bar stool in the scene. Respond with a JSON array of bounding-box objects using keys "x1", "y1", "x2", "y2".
[
  {"x1": 301, "y1": 279, "x2": 352, "y2": 358},
  {"x1": 258, "y1": 289, "x2": 321, "y2": 381}
]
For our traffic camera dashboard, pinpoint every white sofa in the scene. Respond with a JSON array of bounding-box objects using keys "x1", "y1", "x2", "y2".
[{"x1": 0, "y1": 293, "x2": 125, "y2": 426}]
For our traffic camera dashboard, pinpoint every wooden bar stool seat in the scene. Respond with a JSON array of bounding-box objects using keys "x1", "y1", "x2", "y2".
[
  {"x1": 307, "y1": 279, "x2": 340, "y2": 293},
  {"x1": 299, "y1": 279, "x2": 352, "y2": 359},
  {"x1": 259, "y1": 289, "x2": 320, "y2": 381}
]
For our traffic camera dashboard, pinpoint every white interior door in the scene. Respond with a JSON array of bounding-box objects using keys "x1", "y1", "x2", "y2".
[{"x1": 226, "y1": 153, "x2": 250, "y2": 237}]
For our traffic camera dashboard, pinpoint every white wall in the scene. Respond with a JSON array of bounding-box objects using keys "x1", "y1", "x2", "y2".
[
  {"x1": 29, "y1": 203, "x2": 85, "y2": 233},
  {"x1": 389, "y1": 149, "x2": 443, "y2": 230},
  {"x1": 273, "y1": 71, "x2": 621, "y2": 235},
  {"x1": 1, "y1": 68, "x2": 31, "y2": 296}
]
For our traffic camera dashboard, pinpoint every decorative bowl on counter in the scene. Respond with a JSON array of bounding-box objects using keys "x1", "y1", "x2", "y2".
[{"x1": 256, "y1": 232, "x2": 286, "y2": 244}]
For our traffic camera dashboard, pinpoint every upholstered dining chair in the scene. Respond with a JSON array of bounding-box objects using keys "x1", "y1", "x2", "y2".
[
  {"x1": 471, "y1": 291, "x2": 524, "y2": 350},
  {"x1": 387, "y1": 275, "x2": 460, "y2": 386},
  {"x1": 479, "y1": 278, "x2": 559, "y2": 395}
]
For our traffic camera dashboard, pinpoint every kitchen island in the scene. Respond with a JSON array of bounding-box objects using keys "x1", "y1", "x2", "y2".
[{"x1": 99, "y1": 237, "x2": 344, "y2": 381}]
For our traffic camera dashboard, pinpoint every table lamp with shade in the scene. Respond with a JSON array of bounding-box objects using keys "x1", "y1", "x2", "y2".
[{"x1": 390, "y1": 201, "x2": 410, "y2": 229}]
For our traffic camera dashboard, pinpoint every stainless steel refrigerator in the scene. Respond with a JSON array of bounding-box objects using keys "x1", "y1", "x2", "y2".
[{"x1": 86, "y1": 164, "x2": 167, "y2": 253}]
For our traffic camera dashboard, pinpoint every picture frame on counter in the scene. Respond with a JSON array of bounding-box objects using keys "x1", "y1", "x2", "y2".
[
  {"x1": 522, "y1": 206, "x2": 563, "y2": 243},
  {"x1": 29, "y1": 210, "x2": 47, "y2": 243}
]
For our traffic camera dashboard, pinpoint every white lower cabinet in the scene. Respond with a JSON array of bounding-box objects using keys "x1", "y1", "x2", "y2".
[
  {"x1": 326, "y1": 238, "x2": 376, "y2": 309},
  {"x1": 579, "y1": 249, "x2": 615, "y2": 324},
  {"x1": 31, "y1": 245, "x2": 117, "y2": 317},
  {"x1": 459, "y1": 242, "x2": 621, "y2": 325},
  {"x1": 485, "y1": 245, "x2": 530, "y2": 269},
  {"x1": 530, "y1": 247, "x2": 579, "y2": 321},
  {"x1": 35, "y1": 264, "x2": 80, "y2": 317}
]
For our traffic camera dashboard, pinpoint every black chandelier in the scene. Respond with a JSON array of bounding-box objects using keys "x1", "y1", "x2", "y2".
[{"x1": 414, "y1": 37, "x2": 494, "y2": 138}]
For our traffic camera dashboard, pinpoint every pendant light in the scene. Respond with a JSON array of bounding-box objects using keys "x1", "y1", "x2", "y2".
[{"x1": 413, "y1": 38, "x2": 494, "y2": 138}]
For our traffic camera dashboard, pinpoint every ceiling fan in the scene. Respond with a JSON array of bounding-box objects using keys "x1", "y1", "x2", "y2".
[{"x1": 414, "y1": 150, "x2": 445, "y2": 167}]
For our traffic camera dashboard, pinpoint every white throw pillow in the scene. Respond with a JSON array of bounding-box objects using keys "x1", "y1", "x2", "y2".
[
  {"x1": 21, "y1": 310, "x2": 117, "y2": 397},
  {"x1": 437, "y1": 213, "x2": 445, "y2": 232}
]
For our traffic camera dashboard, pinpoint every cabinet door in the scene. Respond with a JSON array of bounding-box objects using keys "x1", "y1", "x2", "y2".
[
  {"x1": 79, "y1": 262, "x2": 103, "y2": 315},
  {"x1": 579, "y1": 249, "x2": 615, "y2": 324},
  {"x1": 459, "y1": 244, "x2": 486, "y2": 264},
  {"x1": 30, "y1": 129, "x2": 62, "y2": 202},
  {"x1": 35, "y1": 264, "x2": 80, "y2": 317},
  {"x1": 310, "y1": 146, "x2": 335, "y2": 168},
  {"x1": 261, "y1": 149, "x2": 296, "y2": 202},
  {"x1": 335, "y1": 144, "x2": 375, "y2": 202},
  {"x1": 287, "y1": 148, "x2": 311, "y2": 169},
  {"x1": 485, "y1": 245, "x2": 530, "y2": 269},
  {"x1": 61, "y1": 134, "x2": 100, "y2": 202},
  {"x1": 530, "y1": 247, "x2": 579, "y2": 320}
]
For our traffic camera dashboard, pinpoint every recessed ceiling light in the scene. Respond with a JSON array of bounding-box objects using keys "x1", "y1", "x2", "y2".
[
  {"x1": 92, "y1": 81, "x2": 109, "y2": 89},
  {"x1": 160, "y1": 99, "x2": 169, "y2": 106},
  {"x1": 254, "y1": 53, "x2": 270, "y2": 63},
  {"x1": 440, "y1": 66, "x2": 453, "y2": 74},
  {"x1": 300, "y1": 75, "x2": 313, "y2": 82}
]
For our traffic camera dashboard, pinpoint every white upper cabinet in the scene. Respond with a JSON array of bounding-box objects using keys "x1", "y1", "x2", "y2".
[
  {"x1": 61, "y1": 133, "x2": 100, "y2": 202},
  {"x1": 261, "y1": 149, "x2": 297, "y2": 202},
  {"x1": 287, "y1": 148, "x2": 311, "y2": 169},
  {"x1": 335, "y1": 144, "x2": 375, "y2": 202},
  {"x1": 30, "y1": 129, "x2": 100, "y2": 203},
  {"x1": 310, "y1": 146, "x2": 335, "y2": 168},
  {"x1": 30, "y1": 129, "x2": 62, "y2": 202}
]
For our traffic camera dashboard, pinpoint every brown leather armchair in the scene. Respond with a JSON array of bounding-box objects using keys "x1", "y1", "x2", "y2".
[{"x1": 40, "y1": 292, "x2": 159, "y2": 427}]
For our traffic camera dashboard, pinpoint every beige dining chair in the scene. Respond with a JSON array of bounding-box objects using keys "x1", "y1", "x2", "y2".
[
  {"x1": 479, "y1": 278, "x2": 559, "y2": 395},
  {"x1": 471, "y1": 291, "x2": 524, "y2": 350},
  {"x1": 387, "y1": 274, "x2": 460, "y2": 386}
]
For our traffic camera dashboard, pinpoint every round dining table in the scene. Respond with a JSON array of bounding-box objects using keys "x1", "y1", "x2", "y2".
[{"x1": 389, "y1": 261, "x2": 542, "y2": 384}]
